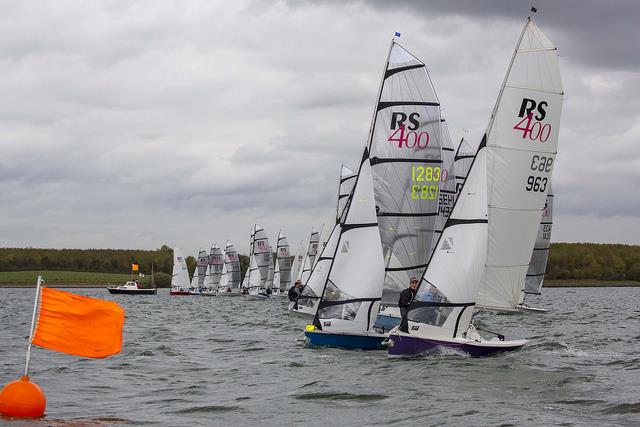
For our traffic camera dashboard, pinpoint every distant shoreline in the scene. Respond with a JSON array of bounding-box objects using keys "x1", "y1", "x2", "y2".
[{"x1": 1, "y1": 280, "x2": 638, "y2": 289}]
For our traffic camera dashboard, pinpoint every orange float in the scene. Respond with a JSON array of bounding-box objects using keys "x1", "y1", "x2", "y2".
[{"x1": 0, "y1": 376, "x2": 46, "y2": 418}]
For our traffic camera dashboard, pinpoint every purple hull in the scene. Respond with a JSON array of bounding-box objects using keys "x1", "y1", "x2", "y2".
[{"x1": 387, "y1": 334, "x2": 525, "y2": 358}]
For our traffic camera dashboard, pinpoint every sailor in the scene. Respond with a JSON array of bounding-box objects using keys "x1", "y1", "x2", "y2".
[
  {"x1": 398, "y1": 277, "x2": 419, "y2": 333},
  {"x1": 288, "y1": 280, "x2": 303, "y2": 308}
]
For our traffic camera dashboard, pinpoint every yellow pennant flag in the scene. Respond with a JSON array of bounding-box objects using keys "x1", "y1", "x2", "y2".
[
  {"x1": 32, "y1": 288, "x2": 124, "y2": 358},
  {"x1": 132, "y1": 264, "x2": 139, "y2": 272}
]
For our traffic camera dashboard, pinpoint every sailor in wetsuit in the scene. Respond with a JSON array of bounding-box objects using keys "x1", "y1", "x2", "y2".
[
  {"x1": 398, "y1": 277, "x2": 419, "y2": 333},
  {"x1": 287, "y1": 280, "x2": 303, "y2": 308}
]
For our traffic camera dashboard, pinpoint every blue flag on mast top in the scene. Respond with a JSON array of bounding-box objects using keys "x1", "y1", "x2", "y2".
[{"x1": 394, "y1": 32, "x2": 401, "y2": 37}]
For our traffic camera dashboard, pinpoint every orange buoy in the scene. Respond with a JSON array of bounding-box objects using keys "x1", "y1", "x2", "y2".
[{"x1": 0, "y1": 376, "x2": 46, "y2": 418}]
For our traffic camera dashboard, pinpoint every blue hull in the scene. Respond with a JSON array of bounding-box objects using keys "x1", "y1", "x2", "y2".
[
  {"x1": 305, "y1": 331, "x2": 387, "y2": 350},
  {"x1": 373, "y1": 313, "x2": 401, "y2": 331},
  {"x1": 387, "y1": 334, "x2": 525, "y2": 358}
]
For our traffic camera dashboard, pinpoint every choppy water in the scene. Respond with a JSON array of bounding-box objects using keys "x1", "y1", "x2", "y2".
[{"x1": 1, "y1": 287, "x2": 639, "y2": 426}]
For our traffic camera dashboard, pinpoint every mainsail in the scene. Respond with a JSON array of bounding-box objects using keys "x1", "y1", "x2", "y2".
[
  {"x1": 267, "y1": 246, "x2": 275, "y2": 290},
  {"x1": 170, "y1": 247, "x2": 190, "y2": 291},
  {"x1": 219, "y1": 241, "x2": 241, "y2": 292},
  {"x1": 290, "y1": 239, "x2": 305, "y2": 284},
  {"x1": 207, "y1": 243, "x2": 224, "y2": 290},
  {"x1": 298, "y1": 228, "x2": 320, "y2": 285},
  {"x1": 295, "y1": 222, "x2": 340, "y2": 313},
  {"x1": 523, "y1": 182, "x2": 554, "y2": 296},
  {"x1": 313, "y1": 149, "x2": 385, "y2": 333},
  {"x1": 196, "y1": 249, "x2": 208, "y2": 290},
  {"x1": 249, "y1": 224, "x2": 271, "y2": 294},
  {"x1": 368, "y1": 41, "x2": 445, "y2": 306},
  {"x1": 275, "y1": 231, "x2": 292, "y2": 292},
  {"x1": 247, "y1": 253, "x2": 261, "y2": 292},
  {"x1": 476, "y1": 18, "x2": 564, "y2": 311}
]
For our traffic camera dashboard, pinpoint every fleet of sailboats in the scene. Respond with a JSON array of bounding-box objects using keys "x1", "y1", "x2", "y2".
[{"x1": 158, "y1": 12, "x2": 563, "y2": 359}]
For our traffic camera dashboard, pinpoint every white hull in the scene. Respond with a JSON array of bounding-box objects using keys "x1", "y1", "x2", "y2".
[{"x1": 288, "y1": 302, "x2": 315, "y2": 317}]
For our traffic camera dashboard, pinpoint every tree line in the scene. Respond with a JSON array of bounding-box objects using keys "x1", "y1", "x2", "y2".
[
  {"x1": 1, "y1": 243, "x2": 639, "y2": 282},
  {"x1": 546, "y1": 243, "x2": 640, "y2": 281},
  {"x1": 0, "y1": 246, "x2": 250, "y2": 284}
]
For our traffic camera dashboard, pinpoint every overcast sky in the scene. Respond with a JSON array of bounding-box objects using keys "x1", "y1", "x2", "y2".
[{"x1": 1, "y1": 0, "x2": 639, "y2": 256}]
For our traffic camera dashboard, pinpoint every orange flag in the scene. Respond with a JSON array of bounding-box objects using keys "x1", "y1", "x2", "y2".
[
  {"x1": 132, "y1": 264, "x2": 139, "y2": 272},
  {"x1": 32, "y1": 288, "x2": 124, "y2": 358}
]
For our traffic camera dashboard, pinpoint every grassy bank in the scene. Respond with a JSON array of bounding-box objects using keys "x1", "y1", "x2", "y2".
[{"x1": 0, "y1": 271, "x2": 170, "y2": 288}]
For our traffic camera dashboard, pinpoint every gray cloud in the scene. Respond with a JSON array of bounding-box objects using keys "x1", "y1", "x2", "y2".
[{"x1": 0, "y1": 0, "x2": 639, "y2": 256}]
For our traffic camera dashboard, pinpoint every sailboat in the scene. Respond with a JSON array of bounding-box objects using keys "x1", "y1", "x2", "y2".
[
  {"x1": 247, "y1": 224, "x2": 272, "y2": 299},
  {"x1": 388, "y1": 15, "x2": 563, "y2": 357},
  {"x1": 518, "y1": 183, "x2": 554, "y2": 312},
  {"x1": 218, "y1": 241, "x2": 242, "y2": 296},
  {"x1": 202, "y1": 243, "x2": 223, "y2": 296},
  {"x1": 170, "y1": 247, "x2": 191, "y2": 295},
  {"x1": 305, "y1": 35, "x2": 451, "y2": 349},
  {"x1": 189, "y1": 249, "x2": 209, "y2": 295},
  {"x1": 356, "y1": 38, "x2": 446, "y2": 332},
  {"x1": 273, "y1": 231, "x2": 292, "y2": 296},
  {"x1": 304, "y1": 148, "x2": 386, "y2": 349}
]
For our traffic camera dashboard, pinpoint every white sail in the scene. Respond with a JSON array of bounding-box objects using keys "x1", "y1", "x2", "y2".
[
  {"x1": 476, "y1": 18, "x2": 564, "y2": 311},
  {"x1": 195, "y1": 249, "x2": 208, "y2": 291},
  {"x1": 299, "y1": 228, "x2": 320, "y2": 285},
  {"x1": 207, "y1": 243, "x2": 224, "y2": 289},
  {"x1": 337, "y1": 165, "x2": 357, "y2": 222},
  {"x1": 218, "y1": 251, "x2": 229, "y2": 289},
  {"x1": 247, "y1": 253, "x2": 262, "y2": 294},
  {"x1": 369, "y1": 41, "x2": 445, "y2": 306},
  {"x1": 523, "y1": 182, "x2": 554, "y2": 296},
  {"x1": 314, "y1": 150, "x2": 385, "y2": 333},
  {"x1": 295, "y1": 221, "x2": 341, "y2": 314},
  {"x1": 290, "y1": 239, "x2": 305, "y2": 284},
  {"x1": 170, "y1": 247, "x2": 190, "y2": 291},
  {"x1": 267, "y1": 246, "x2": 275, "y2": 289},
  {"x1": 225, "y1": 243, "x2": 242, "y2": 290},
  {"x1": 454, "y1": 138, "x2": 475, "y2": 195},
  {"x1": 275, "y1": 231, "x2": 292, "y2": 292},
  {"x1": 273, "y1": 258, "x2": 280, "y2": 291},
  {"x1": 241, "y1": 264, "x2": 249, "y2": 290},
  {"x1": 407, "y1": 139, "x2": 488, "y2": 339},
  {"x1": 251, "y1": 224, "x2": 271, "y2": 292}
]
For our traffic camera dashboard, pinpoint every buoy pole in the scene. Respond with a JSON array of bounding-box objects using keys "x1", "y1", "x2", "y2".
[{"x1": 24, "y1": 275, "x2": 43, "y2": 377}]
